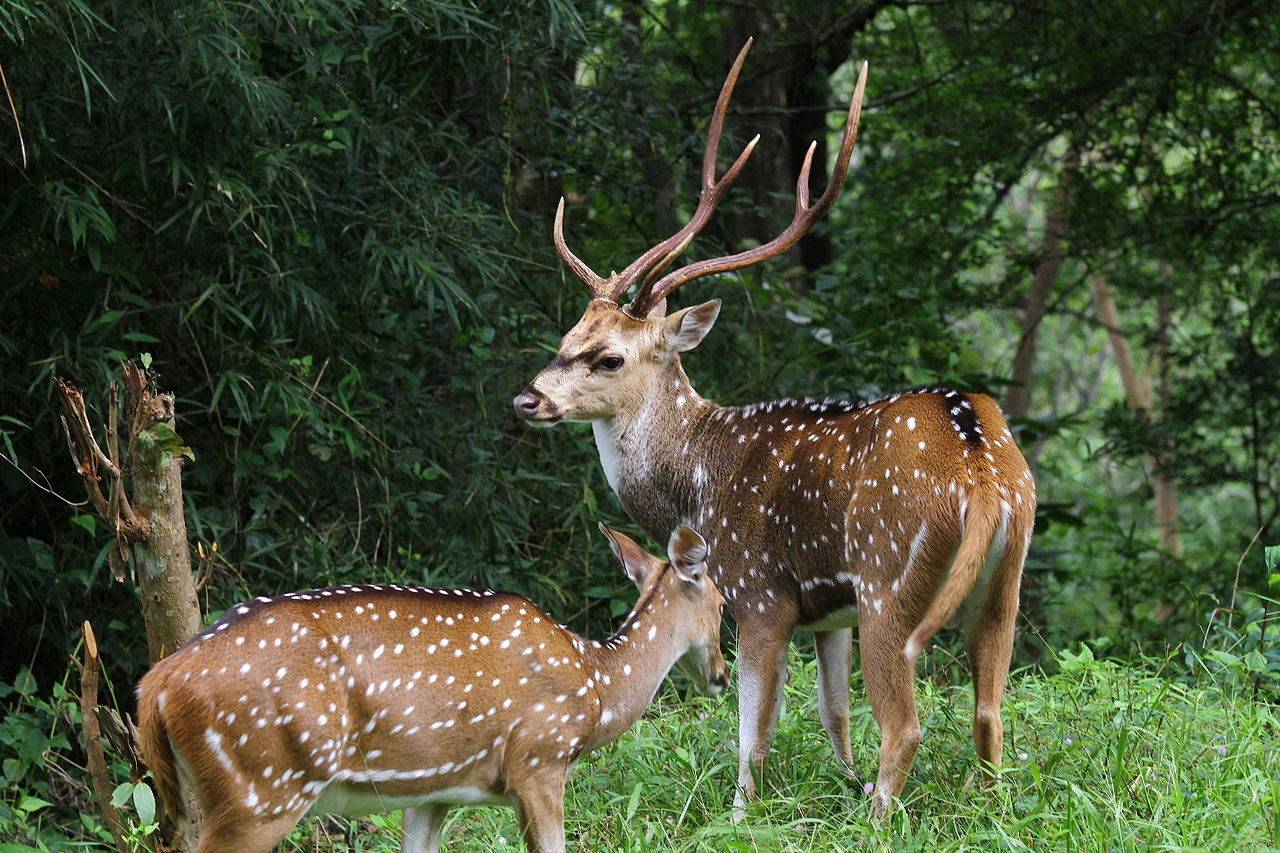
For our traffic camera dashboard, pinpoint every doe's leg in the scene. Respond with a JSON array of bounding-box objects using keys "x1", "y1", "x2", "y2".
[{"x1": 403, "y1": 804, "x2": 451, "y2": 853}]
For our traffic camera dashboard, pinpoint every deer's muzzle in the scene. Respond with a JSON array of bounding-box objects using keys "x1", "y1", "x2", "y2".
[{"x1": 513, "y1": 385, "x2": 558, "y2": 426}]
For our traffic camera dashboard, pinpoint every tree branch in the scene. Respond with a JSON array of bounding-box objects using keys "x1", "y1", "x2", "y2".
[{"x1": 78, "y1": 621, "x2": 128, "y2": 851}]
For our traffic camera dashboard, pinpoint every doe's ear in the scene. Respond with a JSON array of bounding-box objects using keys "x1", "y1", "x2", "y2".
[
  {"x1": 667, "y1": 524, "x2": 709, "y2": 582},
  {"x1": 599, "y1": 523, "x2": 657, "y2": 588},
  {"x1": 662, "y1": 299, "x2": 721, "y2": 353}
]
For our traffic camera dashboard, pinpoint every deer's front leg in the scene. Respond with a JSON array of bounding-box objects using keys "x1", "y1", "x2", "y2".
[
  {"x1": 732, "y1": 621, "x2": 792, "y2": 820},
  {"x1": 402, "y1": 805, "x2": 450, "y2": 853},
  {"x1": 512, "y1": 769, "x2": 567, "y2": 853},
  {"x1": 814, "y1": 627, "x2": 855, "y2": 775}
]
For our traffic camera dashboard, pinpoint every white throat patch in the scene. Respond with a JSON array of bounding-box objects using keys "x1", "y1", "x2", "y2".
[{"x1": 593, "y1": 420, "x2": 624, "y2": 495}]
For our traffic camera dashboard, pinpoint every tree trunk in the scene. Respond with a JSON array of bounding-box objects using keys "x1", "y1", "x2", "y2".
[
  {"x1": 1089, "y1": 276, "x2": 1181, "y2": 557},
  {"x1": 57, "y1": 361, "x2": 202, "y2": 852},
  {"x1": 58, "y1": 362, "x2": 202, "y2": 661},
  {"x1": 1004, "y1": 143, "x2": 1082, "y2": 422},
  {"x1": 125, "y1": 368, "x2": 203, "y2": 660},
  {"x1": 1151, "y1": 295, "x2": 1180, "y2": 557}
]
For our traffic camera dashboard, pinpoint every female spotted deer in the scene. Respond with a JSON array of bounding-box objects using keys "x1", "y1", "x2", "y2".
[
  {"x1": 513, "y1": 40, "x2": 1035, "y2": 816},
  {"x1": 136, "y1": 524, "x2": 726, "y2": 853}
]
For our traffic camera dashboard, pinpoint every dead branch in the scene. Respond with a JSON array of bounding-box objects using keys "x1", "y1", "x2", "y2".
[
  {"x1": 55, "y1": 376, "x2": 154, "y2": 580},
  {"x1": 79, "y1": 621, "x2": 128, "y2": 851},
  {"x1": 0, "y1": 450, "x2": 87, "y2": 506}
]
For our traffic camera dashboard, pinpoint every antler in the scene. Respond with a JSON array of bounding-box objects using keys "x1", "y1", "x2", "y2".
[
  {"x1": 554, "y1": 39, "x2": 762, "y2": 304},
  {"x1": 629, "y1": 58, "x2": 869, "y2": 316},
  {"x1": 555, "y1": 42, "x2": 869, "y2": 316}
]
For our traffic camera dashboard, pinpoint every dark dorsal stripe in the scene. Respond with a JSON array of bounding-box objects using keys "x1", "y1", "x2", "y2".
[{"x1": 937, "y1": 390, "x2": 983, "y2": 446}]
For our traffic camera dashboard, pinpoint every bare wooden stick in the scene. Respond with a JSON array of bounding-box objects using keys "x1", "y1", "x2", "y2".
[{"x1": 79, "y1": 621, "x2": 128, "y2": 851}]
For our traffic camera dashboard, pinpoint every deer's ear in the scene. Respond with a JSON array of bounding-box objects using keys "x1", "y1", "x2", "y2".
[
  {"x1": 599, "y1": 523, "x2": 656, "y2": 588},
  {"x1": 663, "y1": 299, "x2": 721, "y2": 352},
  {"x1": 667, "y1": 524, "x2": 709, "y2": 583}
]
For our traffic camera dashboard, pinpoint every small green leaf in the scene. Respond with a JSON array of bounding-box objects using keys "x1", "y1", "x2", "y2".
[
  {"x1": 133, "y1": 781, "x2": 156, "y2": 825},
  {"x1": 625, "y1": 781, "x2": 642, "y2": 821},
  {"x1": 141, "y1": 351, "x2": 153, "y2": 369},
  {"x1": 70, "y1": 513, "x2": 97, "y2": 536},
  {"x1": 14, "y1": 667, "x2": 36, "y2": 696},
  {"x1": 142, "y1": 422, "x2": 195, "y2": 462},
  {"x1": 1208, "y1": 649, "x2": 1242, "y2": 668},
  {"x1": 1265, "y1": 544, "x2": 1279, "y2": 573},
  {"x1": 111, "y1": 782, "x2": 134, "y2": 808},
  {"x1": 17, "y1": 795, "x2": 53, "y2": 814},
  {"x1": 84, "y1": 309, "x2": 124, "y2": 334}
]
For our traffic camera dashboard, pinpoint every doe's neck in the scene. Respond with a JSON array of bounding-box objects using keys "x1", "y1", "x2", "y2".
[{"x1": 580, "y1": 581, "x2": 688, "y2": 751}]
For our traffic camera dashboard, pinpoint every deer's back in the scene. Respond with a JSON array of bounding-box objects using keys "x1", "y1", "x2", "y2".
[
  {"x1": 697, "y1": 390, "x2": 1033, "y2": 625},
  {"x1": 140, "y1": 585, "x2": 595, "y2": 821}
]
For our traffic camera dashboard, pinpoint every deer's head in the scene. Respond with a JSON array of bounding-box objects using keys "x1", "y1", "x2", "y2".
[
  {"x1": 599, "y1": 522, "x2": 729, "y2": 695},
  {"x1": 514, "y1": 40, "x2": 867, "y2": 427}
]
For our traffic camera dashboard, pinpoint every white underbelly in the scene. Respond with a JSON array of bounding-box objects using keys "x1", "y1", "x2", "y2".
[
  {"x1": 309, "y1": 784, "x2": 513, "y2": 818},
  {"x1": 797, "y1": 604, "x2": 859, "y2": 632}
]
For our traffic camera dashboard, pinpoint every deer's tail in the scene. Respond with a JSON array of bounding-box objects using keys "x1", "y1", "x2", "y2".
[
  {"x1": 136, "y1": 676, "x2": 187, "y2": 829},
  {"x1": 902, "y1": 496, "x2": 1005, "y2": 662}
]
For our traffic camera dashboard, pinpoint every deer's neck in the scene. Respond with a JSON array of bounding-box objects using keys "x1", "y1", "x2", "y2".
[
  {"x1": 580, "y1": 579, "x2": 688, "y2": 751},
  {"x1": 591, "y1": 362, "x2": 739, "y2": 540}
]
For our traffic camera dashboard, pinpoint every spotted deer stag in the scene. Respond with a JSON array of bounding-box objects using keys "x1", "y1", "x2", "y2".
[
  {"x1": 136, "y1": 524, "x2": 727, "y2": 853},
  {"x1": 513, "y1": 39, "x2": 1035, "y2": 816}
]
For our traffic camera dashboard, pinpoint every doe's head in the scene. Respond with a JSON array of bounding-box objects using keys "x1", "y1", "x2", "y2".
[{"x1": 598, "y1": 523, "x2": 729, "y2": 696}]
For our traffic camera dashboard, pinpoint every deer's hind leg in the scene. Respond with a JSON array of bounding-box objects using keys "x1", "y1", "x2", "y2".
[
  {"x1": 193, "y1": 813, "x2": 298, "y2": 853},
  {"x1": 814, "y1": 627, "x2": 855, "y2": 774},
  {"x1": 966, "y1": 522, "x2": 1029, "y2": 781},
  {"x1": 858, "y1": 606, "x2": 922, "y2": 818},
  {"x1": 512, "y1": 767, "x2": 567, "y2": 853}
]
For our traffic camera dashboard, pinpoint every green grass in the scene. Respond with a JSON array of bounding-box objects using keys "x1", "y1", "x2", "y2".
[{"x1": 270, "y1": 646, "x2": 1280, "y2": 852}]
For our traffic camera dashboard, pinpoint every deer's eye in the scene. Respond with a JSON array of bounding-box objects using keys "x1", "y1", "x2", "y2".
[{"x1": 598, "y1": 355, "x2": 625, "y2": 371}]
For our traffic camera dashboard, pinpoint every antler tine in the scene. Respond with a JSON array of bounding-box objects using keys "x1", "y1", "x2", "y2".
[
  {"x1": 628, "y1": 133, "x2": 760, "y2": 312},
  {"x1": 554, "y1": 197, "x2": 611, "y2": 298},
  {"x1": 642, "y1": 60, "x2": 869, "y2": 307},
  {"x1": 614, "y1": 39, "x2": 759, "y2": 310}
]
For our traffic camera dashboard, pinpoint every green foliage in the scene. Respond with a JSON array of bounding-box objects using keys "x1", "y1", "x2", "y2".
[
  {"x1": 108, "y1": 781, "x2": 159, "y2": 845},
  {"x1": 0, "y1": 0, "x2": 614, "y2": 686},
  {"x1": 0, "y1": 669, "x2": 92, "y2": 850}
]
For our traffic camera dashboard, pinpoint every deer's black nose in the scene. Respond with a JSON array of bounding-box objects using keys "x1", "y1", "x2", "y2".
[{"x1": 513, "y1": 387, "x2": 543, "y2": 417}]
